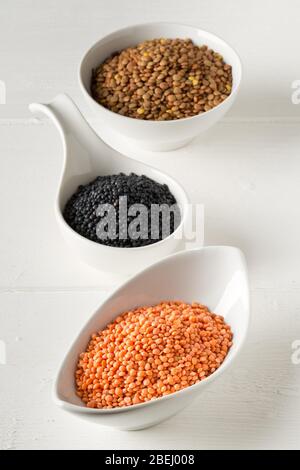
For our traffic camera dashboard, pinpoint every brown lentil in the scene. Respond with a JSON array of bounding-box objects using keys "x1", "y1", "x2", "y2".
[
  {"x1": 75, "y1": 301, "x2": 233, "y2": 409},
  {"x1": 91, "y1": 38, "x2": 232, "y2": 120}
]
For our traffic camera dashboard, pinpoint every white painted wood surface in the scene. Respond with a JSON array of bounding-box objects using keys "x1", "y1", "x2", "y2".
[{"x1": 1, "y1": 0, "x2": 300, "y2": 450}]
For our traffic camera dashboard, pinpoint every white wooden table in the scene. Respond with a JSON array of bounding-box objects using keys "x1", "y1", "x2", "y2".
[{"x1": 1, "y1": 0, "x2": 300, "y2": 450}]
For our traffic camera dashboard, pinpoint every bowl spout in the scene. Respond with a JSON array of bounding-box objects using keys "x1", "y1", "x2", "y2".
[
  {"x1": 29, "y1": 94, "x2": 118, "y2": 206},
  {"x1": 29, "y1": 94, "x2": 115, "y2": 179},
  {"x1": 29, "y1": 93, "x2": 98, "y2": 147}
]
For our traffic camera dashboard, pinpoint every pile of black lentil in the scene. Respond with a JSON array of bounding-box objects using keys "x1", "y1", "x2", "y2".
[{"x1": 63, "y1": 173, "x2": 180, "y2": 248}]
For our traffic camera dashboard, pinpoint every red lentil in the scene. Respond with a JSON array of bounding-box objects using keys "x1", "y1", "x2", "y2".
[{"x1": 75, "y1": 301, "x2": 233, "y2": 409}]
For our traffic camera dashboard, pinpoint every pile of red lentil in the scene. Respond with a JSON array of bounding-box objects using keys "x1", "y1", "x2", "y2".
[{"x1": 75, "y1": 301, "x2": 233, "y2": 409}]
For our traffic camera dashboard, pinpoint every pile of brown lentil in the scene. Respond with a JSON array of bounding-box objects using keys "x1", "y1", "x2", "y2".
[
  {"x1": 75, "y1": 301, "x2": 233, "y2": 409},
  {"x1": 91, "y1": 38, "x2": 232, "y2": 121}
]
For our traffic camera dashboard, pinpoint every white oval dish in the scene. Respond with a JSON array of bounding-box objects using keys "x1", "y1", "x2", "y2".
[
  {"x1": 53, "y1": 246, "x2": 249, "y2": 430},
  {"x1": 29, "y1": 94, "x2": 190, "y2": 274},
  {"x1": 79, "y1": 22, "x2": 242, "y2": 152}
]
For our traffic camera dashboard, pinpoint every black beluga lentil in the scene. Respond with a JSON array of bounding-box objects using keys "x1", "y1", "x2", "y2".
[{"x1": 63, "y1": 173, "x2": 180, "y2": 248}]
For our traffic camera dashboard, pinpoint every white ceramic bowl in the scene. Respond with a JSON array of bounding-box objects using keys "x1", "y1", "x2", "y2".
[
  {"x1": 53, "y1": 246, "x2": 249, "y2": 430},
  {"x1": 29, "y1": 94, "x2": 190, "y2": 274},
  {"x1": 79, "y1": 22, "x2": 242, "y2": 152}
]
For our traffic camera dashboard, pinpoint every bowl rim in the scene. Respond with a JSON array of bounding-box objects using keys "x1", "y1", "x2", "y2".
[
  {"x1": 53, "y1": 245, "x2": 250, "y2": 415},
  {"x1": 78, "y1": 21, "x2": 243, "y2": 125}
]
